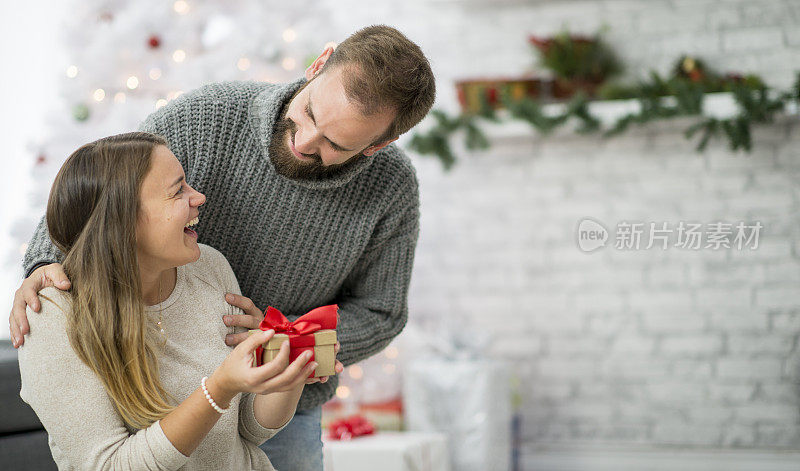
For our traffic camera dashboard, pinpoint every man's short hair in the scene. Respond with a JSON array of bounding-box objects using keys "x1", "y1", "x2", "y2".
[{"x1": 320, "y1": 25, "x2": 436, "y2": 144}]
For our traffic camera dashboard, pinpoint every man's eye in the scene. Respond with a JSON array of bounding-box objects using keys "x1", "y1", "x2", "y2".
[{"x1": 174, "y1": 186, "x2": 184, "y2": 197}]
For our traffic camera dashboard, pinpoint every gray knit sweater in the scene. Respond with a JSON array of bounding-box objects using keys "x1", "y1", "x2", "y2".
[{"x1": 23, "y1": 77, "x2": 420, "y2": 410}]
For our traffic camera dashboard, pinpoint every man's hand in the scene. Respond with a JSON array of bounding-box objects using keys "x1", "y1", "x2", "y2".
[
  {"x1": 223, "y1": 293, "x2": 265, "y2": 347},
  {"x1": 9, "y1": 263, "x2": 71, "y2": 348},
  {"x1": 223, "y1": 293, "x2": 344, "y2": 384}
]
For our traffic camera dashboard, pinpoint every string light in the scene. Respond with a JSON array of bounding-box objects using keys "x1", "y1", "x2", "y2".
[
  {"x1": 172, "y1": 49, "x2": 186, "y2": 63},
  {"x1": 155, "y1": 98, "x2": 168, "y2": 109},
  {"x1": 149, "y1": 68, "x2": 162, "y2": 80},
  {"x1": 282, "y1": 28, "x2": 296, "y2": 43},
  {"x1": 66, "y1": 65, "x2": 78, "y2": 78},
  {"x1": 382, "y1": 363, "x2": 396, "y2": 375},
  {"x1": 93, "y1": 89, "x2": 105, "y2": 102},
  {"x1": 114, "y1": 92, "x2": 126, "y2": 103},
  {"x1": 385, "y1": 346, "x2": 399, "y2": 359},
  {"x1": 237, "y1": 57, "x2": 251, "y2": 71},
  {"x1": 281, "y1": 57, "x2": 296, "y2": 71},
  {"x1": 348, "y1": 365, "x2": 363, "y2": 380},
  {"x1": 173, "y1": 0, "x2": 189, "y2": 14},
  {"x1": 126, "y1": 76, "x2": 139, "y2": 90},
  {"x1": 335, "y1": 385, "x2": 351, "y2": 399}
]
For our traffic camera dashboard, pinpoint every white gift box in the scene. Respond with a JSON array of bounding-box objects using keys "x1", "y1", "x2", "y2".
[
  {"x1": 403, "y1": 359, "x2": 511, "y2": 471},
  {"x1": 322, "y1": 431, "x2": 449, "y2": 471}
]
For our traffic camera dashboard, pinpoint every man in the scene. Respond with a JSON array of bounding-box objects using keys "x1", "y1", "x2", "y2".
[{"x1": 9, "y1": 24, "x2": 435, "y2": 470}]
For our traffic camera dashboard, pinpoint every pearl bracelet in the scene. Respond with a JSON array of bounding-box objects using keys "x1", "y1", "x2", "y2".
[{"x1": 201, "y1": 376, "x2": 228, "y2": 414}]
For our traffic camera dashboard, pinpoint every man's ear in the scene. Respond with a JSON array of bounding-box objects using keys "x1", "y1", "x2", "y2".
[
  {"x1": 363, "y1": 137, "x2": 399, "y2": 156},
  {"x1": 305, "y1": 46, "x2": 334, "y2": 81}
]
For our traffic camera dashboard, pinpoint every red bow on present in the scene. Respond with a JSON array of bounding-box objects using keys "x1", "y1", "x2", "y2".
[
  {"x1": 253, "y1": 305, "x2": 338, "y2": 368},
  {"x1": 328, "y1": 415, "x2": 375, "y2": 440}
]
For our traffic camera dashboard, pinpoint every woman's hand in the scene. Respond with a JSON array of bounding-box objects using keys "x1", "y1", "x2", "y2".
[
  {"x1": 222, "y1": 293, "x2": 344, "y2": 384},
  {"x1": 210, "y1": 329, "x2": 317, "y2": 399},
  {"x1": 305, "y1": 342, "x2": 344, "y2": 385}
]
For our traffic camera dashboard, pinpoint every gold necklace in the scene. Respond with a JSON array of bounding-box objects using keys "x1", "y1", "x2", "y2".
[{"x1": 156, "y1": 277, "x2": 167, "y2": 344}]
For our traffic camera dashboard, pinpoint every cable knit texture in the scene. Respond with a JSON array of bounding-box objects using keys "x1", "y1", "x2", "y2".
[{"x1": 22, "y1": 78, "x2": 420, "y2": 410}]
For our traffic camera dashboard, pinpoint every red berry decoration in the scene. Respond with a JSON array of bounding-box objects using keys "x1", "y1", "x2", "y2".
[{"x1": 148, "y1": 35, "x2": 161, "y2": 49}]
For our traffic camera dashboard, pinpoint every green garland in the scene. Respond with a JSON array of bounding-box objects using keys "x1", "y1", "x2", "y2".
[{"x1": 409, "y1": 72, "x2": 800, "y2": 170}]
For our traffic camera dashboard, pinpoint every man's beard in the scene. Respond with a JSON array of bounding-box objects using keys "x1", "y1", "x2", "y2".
[{"x1": 268, "y1": 105, "x2": 369, "y2": 181}]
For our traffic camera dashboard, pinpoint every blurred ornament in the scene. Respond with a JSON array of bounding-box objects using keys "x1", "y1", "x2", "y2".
[
  {"x1": 282, "y1": 28, "x2": 297, "y2": 43},
  {"x1": 260, "y1": 44, "x2": 280, "y2": 62},
  {"x1": 173, "y1": 0, "x2": 189, "y2": 15},
  {"x1": 348, "y1": 365, "x2": 363, "y2": 380},
  {"x1": 72, "y1": 103, "x2": 90, "y2": 121},
  {"x1": 282, "y1": 57, "x2": 296, "y2": 71},
  {"x1": 148, "y1": 35, "x2": 161, "y2": 49},
  {"x1": 202, "y1": 15, "x2": 234, "y2": 48},
  {"x1": 675, "y1": 55, "x2": 707, "y2": 82},
  {"x1": 35, "y1": 154, "x2": 46, "y2": 165},
  {"x1": 98, "y1": 12, "x2": 113, "y2": 22}
]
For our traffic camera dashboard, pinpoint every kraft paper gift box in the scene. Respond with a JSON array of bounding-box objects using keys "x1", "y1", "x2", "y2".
[{"x1": 248, "y1": 304, "x2": 338, "y2": 378}]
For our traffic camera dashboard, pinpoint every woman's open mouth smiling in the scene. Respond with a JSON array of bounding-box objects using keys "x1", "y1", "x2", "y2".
[{"x1": 184, "y1": 216, "x2": 199, "y2": 238}]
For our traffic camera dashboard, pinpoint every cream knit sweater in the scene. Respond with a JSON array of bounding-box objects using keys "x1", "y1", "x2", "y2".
[{"x1": 18, "y1": 244, "x2": 288, "y2": 470}]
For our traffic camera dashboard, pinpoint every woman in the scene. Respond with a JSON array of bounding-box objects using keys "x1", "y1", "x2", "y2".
[{"x1": 17, "y1": 132, "x2": 340, "y2": 470}]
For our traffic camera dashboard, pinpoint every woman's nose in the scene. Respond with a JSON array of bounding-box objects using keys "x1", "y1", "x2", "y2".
[{"x1": 191, "y1": 189, "x2": 206, "y2": 207}]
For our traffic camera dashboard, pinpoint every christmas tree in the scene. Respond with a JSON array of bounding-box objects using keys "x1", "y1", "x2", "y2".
[{"x1": 8, "y1": 0, "x2": 337, "y2": 283}]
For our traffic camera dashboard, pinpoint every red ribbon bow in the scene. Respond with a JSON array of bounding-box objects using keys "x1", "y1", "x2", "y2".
[
  {"x1": 254, "y1": 305, "x2": 338, "y2": 370},
  {"x1": 328, "y1": 415, "x2": 375, "y2": 440}
]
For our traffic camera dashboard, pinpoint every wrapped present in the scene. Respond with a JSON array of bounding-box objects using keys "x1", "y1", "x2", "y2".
[
  {"x1": 328, "y1": 415, "x2": 376, "y2": 440},
  {"x1": 248, "y1": 305, "x2": 338, "y2": 378},
  {"x1": 323, "y1": 398, "x2": 404, "y2": 432},
  {"x1": 403, "y1": 359, "x2": 511, "y2": 471},
  {"x1": 322, "y1": 431, "x2": 449, "y2": 471}
]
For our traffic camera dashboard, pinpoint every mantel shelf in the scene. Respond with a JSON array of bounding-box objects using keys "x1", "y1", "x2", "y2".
[{"x1": 466, "y1": 92, "x2": 800, "y2": 140}]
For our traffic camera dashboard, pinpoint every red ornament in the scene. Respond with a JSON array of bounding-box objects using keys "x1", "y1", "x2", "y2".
[
  {"x1": 148, "y1": 35, "x2": 161, "y2": 49},
  {"x1": 35, "y1": 154, "x2": 47, "y2": 165},
  {"x1": 486, "y1": 87, "x2": 498, "y2": 106}
]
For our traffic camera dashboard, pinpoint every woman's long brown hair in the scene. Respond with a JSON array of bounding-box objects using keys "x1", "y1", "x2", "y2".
[{"x1": 46, "y1": 132, "x2": 176, "y2": 429}]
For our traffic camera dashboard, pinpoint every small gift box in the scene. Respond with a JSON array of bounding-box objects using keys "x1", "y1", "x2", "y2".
[{"x1": 248, "y1": 305, "x2": 338, "y2": 378}]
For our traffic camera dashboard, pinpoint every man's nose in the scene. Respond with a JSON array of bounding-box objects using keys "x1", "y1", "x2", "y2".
[{"x1": 294, "y1": 127, "x2": 317, "y2": 155}]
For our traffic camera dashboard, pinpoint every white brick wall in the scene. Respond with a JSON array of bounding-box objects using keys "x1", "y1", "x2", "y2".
[
  {"x1": 407, "y1": 112, "x2": 800, "y2": 451},
  {"x1": 323, "y1": 0, "x2": 800, "y2": 454}
]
